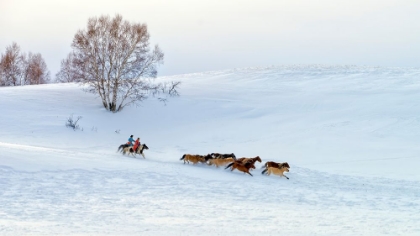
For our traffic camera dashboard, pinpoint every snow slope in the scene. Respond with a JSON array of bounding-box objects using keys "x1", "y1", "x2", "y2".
[{"x1": 1, "y1": 65, "x2": 420, "y2": 235}]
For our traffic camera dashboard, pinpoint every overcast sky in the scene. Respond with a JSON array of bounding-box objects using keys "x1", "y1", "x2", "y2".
[{"x1": 1, "y1": 0, "x2": 419, "y2": 77}]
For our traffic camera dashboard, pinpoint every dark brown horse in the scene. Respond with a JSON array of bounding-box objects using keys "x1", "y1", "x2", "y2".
[
  {"x1": 225, "y1": 156, "x2": 261, "y2": 170},
  {"x1": 229, "y1": 161, "x2": 255, "y2": 176},
  {"x1": 261, "y1": 162, "x2": 290, "y2": 175},
  {"x1": 210, "y1": 153, "x2": 236, "y2": 160}
]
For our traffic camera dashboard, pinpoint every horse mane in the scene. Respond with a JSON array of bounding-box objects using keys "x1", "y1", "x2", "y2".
[{"x1": 280, "y1": 162, "x2": 290, "y2": 168}]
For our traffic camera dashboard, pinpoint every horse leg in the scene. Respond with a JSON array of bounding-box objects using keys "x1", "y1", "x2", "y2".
[{"x1": 247, "y1": 171, "x2": 253, "y2": 176}]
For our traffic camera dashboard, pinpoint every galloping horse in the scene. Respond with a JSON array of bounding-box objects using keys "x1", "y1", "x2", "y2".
[
  {"x1": 229, "y1": 161, "x2": 255, "y2": 176},
  {"x1": 261, "y1": 161, "x2": 290, "y2": 169},
  {"x1": 207, "y1": 157, "x2": 235, "y2": 168},
  {"x1": 180, "y1": 154, "x2": 207, "y2": 164},
  {"x1": 122, "y1": 144, "x2": 149, "y2": 158},
  {"x1": 266, "y1": 166, "x2": 290, "y2": 179},
  {"x1": 261, "y1": 162, "x2": 290, "y2": 175},
  {"x1": 210, "y1": 153, "x2": 236, "y2": 160},
  {"x1": 225, "y1": 156, "x2": 261, "y2": 170}
]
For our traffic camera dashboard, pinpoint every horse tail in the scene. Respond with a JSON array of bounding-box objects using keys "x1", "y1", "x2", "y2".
[
  {"x1": 261, "y1": 168, "x2": 268, "y2": 175},
  {"x1": 180, "y1": 154, "x2": 186, "y2": 160},
  {"x1": 261, "y1": 162, "x2": 270, "y2": 169},
  {"x1": 118, "y1": 145, "x2": 125, "y2": 152},
  {"x1": 225, "y1": 162, "x2": 234, "y2": 169}
]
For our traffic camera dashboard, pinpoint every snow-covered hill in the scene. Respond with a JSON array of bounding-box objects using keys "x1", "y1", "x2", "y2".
[{"x1": 1, "y1": 65, "x2": 420, "y2": 235}]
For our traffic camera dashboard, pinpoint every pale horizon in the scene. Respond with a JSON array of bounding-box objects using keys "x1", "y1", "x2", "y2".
[{"x1": 1, "y1": 0, "x2": 419, "y2": 77}]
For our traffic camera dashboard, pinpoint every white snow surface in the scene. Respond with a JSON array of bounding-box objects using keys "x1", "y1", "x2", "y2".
[{"x1": 1, "y1": 65, "x2": 420, "y2": 235}]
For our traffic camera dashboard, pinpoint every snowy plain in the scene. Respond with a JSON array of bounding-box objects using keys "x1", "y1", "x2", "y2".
[{"x1": 1, "y1": 65, "x2": 420, "y2": 235}]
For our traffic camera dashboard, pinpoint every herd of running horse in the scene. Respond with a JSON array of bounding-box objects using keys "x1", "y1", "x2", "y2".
[
  {"x1": 180, "y1": 153, "x2": 291, "y2": 178},
  {"x1": 117, "y1": 143, "x2": 290, "y2": 179}
]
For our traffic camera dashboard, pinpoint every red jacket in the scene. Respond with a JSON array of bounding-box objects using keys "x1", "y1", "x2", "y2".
[{"x1": 133, "y1": 139, "x2": 141, "y2": 150}]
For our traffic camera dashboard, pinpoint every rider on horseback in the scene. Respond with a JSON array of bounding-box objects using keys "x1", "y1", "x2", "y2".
[
  {"x1": 127, "y1": 135, "x2": 135, "y2": 146},
  {"x1": 132, "y1": 138, "x2": 141, "y2": 152}
]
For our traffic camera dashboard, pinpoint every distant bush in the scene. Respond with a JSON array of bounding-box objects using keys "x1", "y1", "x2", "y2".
[{"x1": 66, "y1": 115, "x2": 82, "y2": 131}]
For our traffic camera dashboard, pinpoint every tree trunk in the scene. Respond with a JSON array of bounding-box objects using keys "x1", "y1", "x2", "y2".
[
  {"x1": 109, "y1": 102, "x2": 116, "y2": 112},
  {"x1": 111, "y1": 80, "x2": 119, "y2": 112}
]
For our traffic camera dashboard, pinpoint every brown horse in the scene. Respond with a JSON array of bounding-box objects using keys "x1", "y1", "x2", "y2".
[
  {"x1": 225, "y1": 156, "x2": 261, "y2": 170},
  {"x1": 229, "y1": 161, "x2": 255, "y2": 176},
  {"x1": 266, "y1": 166, "x2": 289, "y2": 179},
  {"x1": 208, "y1": 157, "x2": 235, "y2": 168},
  {"x1": 261, "y1": 162, "x2": 290, "y2": 175},
  {"x1": 180, "y1": 154, "x2": 207, "y2": 165}
]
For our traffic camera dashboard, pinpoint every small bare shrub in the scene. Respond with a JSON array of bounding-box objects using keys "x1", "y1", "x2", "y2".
[{"x1": 66, "y1": 115, "x2": 82, "y2": 131}]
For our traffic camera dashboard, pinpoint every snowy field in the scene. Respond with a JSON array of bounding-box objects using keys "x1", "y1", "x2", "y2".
[{"x1": 1, "y1": 65, "x2": 420, "y2": 235}]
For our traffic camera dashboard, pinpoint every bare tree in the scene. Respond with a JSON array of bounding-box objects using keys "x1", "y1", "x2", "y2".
[
  {"x1": 55, "y1": 53, "x2": 79, "y2": 83},
  {"x1": 58, "y1": 14, "x2": 179, "y2": 112},
  {"x1": 0, "y1": 42, "x2": 50, "y2": 86},
  {"x1": 23, "y1": 52, "x2": 50, "y2": 85},
  {"x1": 0, "y1": 42, "x2": 25, "y2": 86}
]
